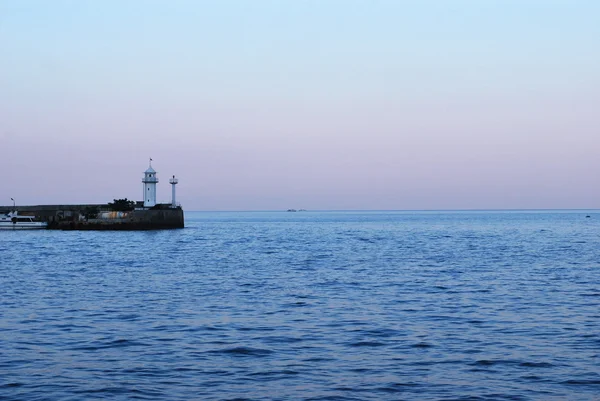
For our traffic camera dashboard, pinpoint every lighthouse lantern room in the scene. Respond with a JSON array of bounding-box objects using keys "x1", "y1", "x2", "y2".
[{"x1": 142, "y1": 159, "x2": 158, "y2": 207}]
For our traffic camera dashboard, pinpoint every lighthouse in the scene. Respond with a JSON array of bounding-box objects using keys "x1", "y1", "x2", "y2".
[
  {"x1": 142, "y1": 159, "x2": 158, "y2": 207},
  {"x1": 169, "y1": 175, "x2": 178, "y2": 208}
]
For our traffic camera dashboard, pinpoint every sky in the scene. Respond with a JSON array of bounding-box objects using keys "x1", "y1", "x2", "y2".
[{"x1": 1, "y1": 0, "x2": 599, "y2": 210}]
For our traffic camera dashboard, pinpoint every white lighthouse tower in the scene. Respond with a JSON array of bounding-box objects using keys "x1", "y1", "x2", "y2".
[
  {"x1": 169, "y1": 175, "x2": 179, "y2": 208},
  {"x1": 142, "y1": 159, "x2": 158, "y2": 208}
]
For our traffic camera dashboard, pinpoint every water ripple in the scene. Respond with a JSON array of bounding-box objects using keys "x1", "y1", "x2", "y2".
[{"x1": 2, "y1": 210, "x2": 600, "y2": 400}]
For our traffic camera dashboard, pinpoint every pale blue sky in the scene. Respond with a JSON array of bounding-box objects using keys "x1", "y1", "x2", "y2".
[{"x1": 1, "y1": 0, "x2": 599, "y2": 210}]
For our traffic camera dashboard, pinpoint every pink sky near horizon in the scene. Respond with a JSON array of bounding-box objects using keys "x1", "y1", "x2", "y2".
[{"x1": 1, "y1": 1, "x2": 599, "y2": 210}]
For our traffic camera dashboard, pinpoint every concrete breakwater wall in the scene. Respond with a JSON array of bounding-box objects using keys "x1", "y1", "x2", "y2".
[{"x1": 0, "y1": 204, "x2": 184, "y2": 230}]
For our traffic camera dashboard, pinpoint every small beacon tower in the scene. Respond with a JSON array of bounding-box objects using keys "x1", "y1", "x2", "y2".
[
  {"x1": 169, "y1": 175, "x2": 179, "y2": 208},
  {"x1": 142, "y1": 159, "x2": 158, "y2": 208}
]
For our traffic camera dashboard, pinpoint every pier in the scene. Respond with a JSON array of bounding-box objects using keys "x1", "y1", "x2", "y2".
[{"x1": 2, "y1": 161, "x2": 184, "y2": 230}]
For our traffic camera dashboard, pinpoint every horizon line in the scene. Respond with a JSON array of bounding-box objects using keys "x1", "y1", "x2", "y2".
[{"x1": 184, "y1": 208, "x2": 600, "y2": 213}]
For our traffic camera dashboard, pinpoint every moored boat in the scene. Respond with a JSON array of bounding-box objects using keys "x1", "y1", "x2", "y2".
[{"x1": 0, "y1": 211, "x2": 47, "y2": 230}]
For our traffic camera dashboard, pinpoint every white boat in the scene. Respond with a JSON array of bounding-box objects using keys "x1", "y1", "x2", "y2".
[{"x1": 0, "y1": 211, "x2": 47, "y2": 230}]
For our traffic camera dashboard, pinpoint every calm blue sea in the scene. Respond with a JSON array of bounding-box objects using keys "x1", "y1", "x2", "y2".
[{"x1": 1, "y1": 211, "x2": 599, "y2": 400}]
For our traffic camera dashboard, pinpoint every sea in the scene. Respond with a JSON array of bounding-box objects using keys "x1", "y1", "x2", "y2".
[{"x1": 1, "y1": 210, "x2": 599, "y2": 401}]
